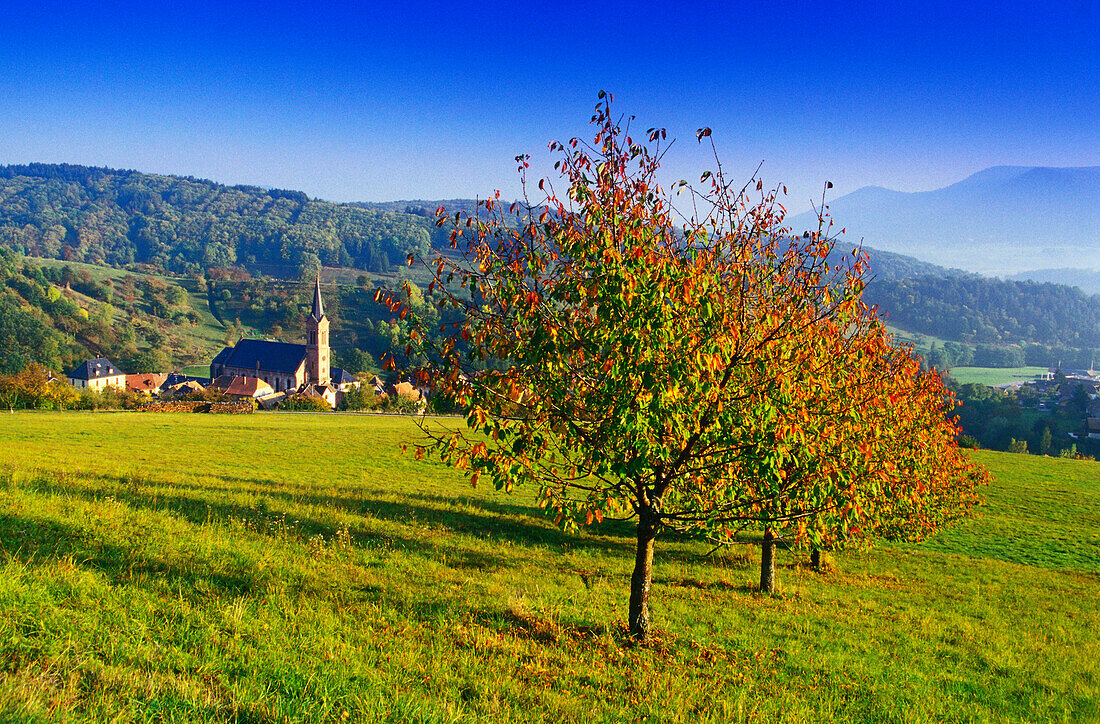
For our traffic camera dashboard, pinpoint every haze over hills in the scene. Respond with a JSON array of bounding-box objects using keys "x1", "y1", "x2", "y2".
[
  {"x1": 787, "y1": 166, "x2": 1100, "y2": 277},
  {"x1": 1008, "y1": 268, "x2": 1100, "y2": 296}
]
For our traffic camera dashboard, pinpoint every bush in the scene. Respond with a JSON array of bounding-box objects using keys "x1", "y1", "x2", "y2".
[
  {"x1": 278, "y1": 396, "x2": 330, "y2": 412},
  {"x1": 958, "y1": 434, "x2": 981, "y2": 449}
]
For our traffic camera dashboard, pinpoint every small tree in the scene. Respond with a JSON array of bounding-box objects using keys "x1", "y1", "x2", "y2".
[
  {"x1": 386, "y1": 95, "x2": 985, "y2": 640},
  {"x1": 1040, "y1": 427, "x2": 1053, "y2": 456}
]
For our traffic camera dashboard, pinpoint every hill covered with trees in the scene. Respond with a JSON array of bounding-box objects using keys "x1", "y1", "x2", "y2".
[
  {"x1": 0, "y1": 248, "x2": 226, "y2": 375},
  {"x1": 0, "y1": 164, "x2": 436, "y2": 276},
  {"x1": 864, "y1": 275, "x2": 1100, "y2": 351},
  {"x1": 3, "y1": 162, "x2": 1100, "y2": 375}
]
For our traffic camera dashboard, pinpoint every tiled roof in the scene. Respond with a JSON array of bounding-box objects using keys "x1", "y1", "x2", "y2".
[
  {"x1": 125, "y1": 373, "x2": 167, "y2": 392},
  {"x1": 209, "y1": 375, "x2": 273, "y2": 398},
  {"x1": 68, "y1": 357, "x2": 123, "y2": 380},
  {"x1": 221, "y1": 339, "x2": 307, "y2": 375},
  {"x1": 225, "y1": 376, "x2": 274, "y2": 398},
  {"x1": 166, "y1": 380, "x2": 205, "y2": 393},
  {"x1": 394, "y1": 382, "x2": 421, "y2": 400},
  {"x1": 207, "y1": 375, "x2": 235, "y2": 391}
]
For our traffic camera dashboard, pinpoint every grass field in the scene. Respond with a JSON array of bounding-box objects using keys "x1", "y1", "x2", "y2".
[
  {"x1": 0, "y1": 413, "x2": 1097, "y2": 722},
  {"x1": 947, "y1": 367, "x2": 1049, "y2": 387}
]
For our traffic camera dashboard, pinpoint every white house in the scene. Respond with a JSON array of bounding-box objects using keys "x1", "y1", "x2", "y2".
[{"x1": 67, "y1": 358, "x2": 126, "y2": 391}]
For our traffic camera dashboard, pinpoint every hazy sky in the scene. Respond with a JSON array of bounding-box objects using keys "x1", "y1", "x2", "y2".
[{"x1": 1, "y1": 0, "x2": 1096, "y2": 214}]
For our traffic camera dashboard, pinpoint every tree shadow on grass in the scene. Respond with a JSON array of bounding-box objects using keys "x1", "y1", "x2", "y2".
[
  {"x1": 23, "y1": 468, "x2": 743, "y2": 572},
  {"x1": 18, "y1": 473, "x2": 454, "y2": 566},
  {"x1": 11, "y1": 470, "x2": 746, "y2": 641},
  {"x1": 0, "y1": 511, "x2": 257, "y2": 597}
]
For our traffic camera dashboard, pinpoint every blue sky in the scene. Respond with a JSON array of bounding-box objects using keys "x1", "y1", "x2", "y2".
[{"x1": 1, "y1": 0, "x2": 1096, "y2": 213}]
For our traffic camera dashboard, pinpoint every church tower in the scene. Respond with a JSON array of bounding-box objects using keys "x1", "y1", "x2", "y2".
[{"x1": 305, "y1": 275, "x2": 330, "y2": 385}]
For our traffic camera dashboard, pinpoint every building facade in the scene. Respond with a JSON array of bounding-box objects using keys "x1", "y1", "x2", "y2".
[
  {"x1": 209, "y1": 276, "x2": 342, "y2": 393},
  {"x1": 68, "y1": 358, "x2": 126, "y2": 390}
]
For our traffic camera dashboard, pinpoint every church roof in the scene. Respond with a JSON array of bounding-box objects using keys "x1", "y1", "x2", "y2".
[
  {"x1": 68, "y1": 357, "x2": 123, "y2": 380},
  {"x1": 310, "y1": 276, "x2": 325, "y2": 321},
  {"x1": 330, "y1": 367, "x2": 357, "y2": 385},
  {"x1": 210, "y1": 347, "x2": 234, "y2": 367},
  {"x1": 220, "y1": 339, "x2": 307, "y2": 375}
]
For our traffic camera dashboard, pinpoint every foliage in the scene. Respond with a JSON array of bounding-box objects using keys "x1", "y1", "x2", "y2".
[
  {"x1": 337, "y1": 385, "x2": 379, "y2": 411},
  {"x1": 391, "y1": 96, "x2": 985, "y2": 638},
  {"x1": 278, "y1": 395, "x2": 331, "y2": 412},
  {"x1": 950, "y1": 380, "x2": 1098, "y2": 458},
  {"x1": 0, "y1": 364, "x2": 77, "y2": 410},
  {"x1": 0, "y1": 247, "x2": 222, "y2": 372}
]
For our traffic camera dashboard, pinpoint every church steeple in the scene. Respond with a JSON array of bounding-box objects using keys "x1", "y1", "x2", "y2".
[
  {"x1": 310, "y1": 274, "x2": 325, "y2": 321},
  {"x1": 305, "y1": 275, "x2": 330, "y2": 385}
]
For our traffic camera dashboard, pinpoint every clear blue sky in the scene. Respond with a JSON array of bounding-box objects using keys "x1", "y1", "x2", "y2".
[{"x1": 1, "y1": 0, "x2": 1096, "y2": 213}]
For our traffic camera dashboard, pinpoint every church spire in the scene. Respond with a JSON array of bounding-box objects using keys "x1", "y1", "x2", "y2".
[
  {"x1": 310, "y1": 274, "x2": 325, "y2": 321},
  {"x1": 305, "y1": 273, "x2": 330, "y2": 385}
]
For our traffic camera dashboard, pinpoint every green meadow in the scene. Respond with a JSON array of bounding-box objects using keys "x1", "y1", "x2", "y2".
[
  {"x1": 0, "y1": 413, "x2": 1097, "y2": 722},
  {"x1": 946, "y1": 367, "x2": 1050, "y2": 387}
]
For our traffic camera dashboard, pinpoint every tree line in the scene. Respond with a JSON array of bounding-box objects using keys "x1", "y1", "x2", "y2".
[
  {"x1": 0, "y1": 163, "x2": 437, "y2": 277},
  {"x1": 864, "y1": 275, "x2": 1100, "y2": 348}
]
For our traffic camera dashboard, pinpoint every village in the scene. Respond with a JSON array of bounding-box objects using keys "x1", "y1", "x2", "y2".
[
  {"x1": 990, "y1": 367, "x2": 1100, "y2": 441},
  {"x1": 61, "y1": 277, "x2": 424, "y2": 411}
]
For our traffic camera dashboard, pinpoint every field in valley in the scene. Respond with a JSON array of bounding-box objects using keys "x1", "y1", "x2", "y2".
[
  {"x1": 0, "y1": 413, "x2": 1097, "y2": 722},
  {"x1": 946, "y1": 367, "x2": 1050, "y2": 387}
]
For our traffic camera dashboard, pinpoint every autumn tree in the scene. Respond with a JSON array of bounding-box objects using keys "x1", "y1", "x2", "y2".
[{"x1": 383, "y1": 94, "x2": 985, "y2": 641}]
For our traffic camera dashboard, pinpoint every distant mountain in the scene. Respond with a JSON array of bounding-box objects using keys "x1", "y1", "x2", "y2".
[
  {"x1": 787, "y1": 166, "x2": 1100, "y2": 276},
  {"x1": 1007, "y1": 268, "x2": 1100, "y2": 296},
  {"x1": 829, "y1": 245, "x2": 968, "y2": 281}
]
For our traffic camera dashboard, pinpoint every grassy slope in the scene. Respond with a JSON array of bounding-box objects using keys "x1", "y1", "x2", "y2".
[
  {"x1": 0, "y1": 413, "x2": 1096, "y2": 723},
  {"x1": 29, "y1": 257, "x2": 228, "y2": 362}
]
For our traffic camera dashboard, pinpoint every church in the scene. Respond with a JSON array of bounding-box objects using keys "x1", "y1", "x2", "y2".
[{"x1": 210, "y1": 277, "x2": 347, "y2": 393}]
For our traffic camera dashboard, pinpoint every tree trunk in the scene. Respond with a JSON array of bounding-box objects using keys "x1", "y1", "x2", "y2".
[
  {"x1": 629, "y1": 513, "x2": 657, "y2": 641},
  {"x1": 810, "y1": 548, "x2": 822, "y2": 572},
  {"x1": 760, "y1": 528, "x2": 777, "y2": 595}
]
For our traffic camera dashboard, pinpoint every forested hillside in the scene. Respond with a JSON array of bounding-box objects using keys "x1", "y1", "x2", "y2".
[
  {"x1": 0, "y1": 164, "x2": 436, "y2": 276},
  {"x1": 0, "y1": 246, "x2": 464, "y2": 379},
  {"x1": 4, "y1": 162, "x2": 1100, "y2": 375},
  {"x1": 864, "y1": 275, "x2": 1100, "y2": 349},
  {"x1": 0, "y1": 248, "x2": 225, "y2": 374}
]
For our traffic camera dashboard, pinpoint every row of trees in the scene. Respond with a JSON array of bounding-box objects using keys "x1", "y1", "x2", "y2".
[
  {"x1": 385, "y1": 96, "x2": 987, "y2": 641},
  {"x1": 923, "y1": 341, "x2": 1100, "y2": 370}
]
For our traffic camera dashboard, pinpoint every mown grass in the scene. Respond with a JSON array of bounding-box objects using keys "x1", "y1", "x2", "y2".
[
  {"x1": 0, "y1": 413, "x2": 1097, "y2": 722},
  {"x1": 947, "y1": 367, "x2": 1049, "y2": 387}
]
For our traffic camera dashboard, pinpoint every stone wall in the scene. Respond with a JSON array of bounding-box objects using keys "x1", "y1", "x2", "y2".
[
  {"x1": 141, "y1": 400, "x2": 254, "y2": 414},
  {"x1": 209, "y1": 401, "x2": 255, "y2": 414}
]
